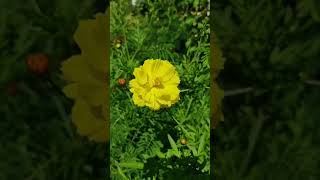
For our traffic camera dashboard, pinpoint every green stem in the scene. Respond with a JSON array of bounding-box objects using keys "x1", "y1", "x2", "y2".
[
  {"x1": 51, "y1": 95, "x2": 74, "y2": 139},
  {"x1": 239, "y1": 110, "x2": 267, "y2": 177},
  {"x1": 224, "y1": 87, "x2": 254, "y2": 96},
  {"x1": 305, "y1": 79, "x2": 320, "y2": 86},
  {"x1": 165, "y1": 108, "x2": 180, "y2": 125},
  {"x1": 180, "y1": 89, "x2": 193, "y2": 92}
]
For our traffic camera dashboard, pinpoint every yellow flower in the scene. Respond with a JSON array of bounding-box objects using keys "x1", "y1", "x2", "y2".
[
  {"x1": 61, "y1": 10, "x2": 109, "y2": 143},
  {"x1": 211, "y1": 32, "x2": 224, "y2": 129},
  {"x1": 129, "y1": 59, "x2": 180, "y2": 110}
]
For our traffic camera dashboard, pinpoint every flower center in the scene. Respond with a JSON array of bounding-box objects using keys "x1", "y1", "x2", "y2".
[{"x1": 153, "y1": 78, "x2": 162, "y2": 87}]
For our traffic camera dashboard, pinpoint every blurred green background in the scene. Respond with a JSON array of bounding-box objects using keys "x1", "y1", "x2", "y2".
[
  {"x1": 213, "y1": 0, "x2": 320, "y2": 179},
  {"x1": 0, "y1": 0, "x2": 108, "y2": 179}
]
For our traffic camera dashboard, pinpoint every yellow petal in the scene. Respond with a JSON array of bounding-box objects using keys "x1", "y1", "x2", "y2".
[
  {"x1": 156, "y1": 60, "x2": 172, "y2": 76},
  {"x1": 132, "y1": 93, "x2": 146, "y2": 107},
  {"x1": 156, "y1": 93, "x2": 172, "y2": 106},
  {"x1": 102, "y1": 100, "x2": 108, "y2": 121},
  {"x1": 144, "y1": 89, "x2": 161, "y2": 110},
  {"x1": 129, "y1": 79, "x2": 148, "y2": 94},
  {"x1": 63, "y1": 83, "x2": 78, "y2": 99},
  {"x1": 61, "y1": 55, "x2": 99, "y2": 84},
  {"x1": 157, "y1": 61, "x2": 180, "y2": 85},
  {"x1": 162, "y1": 71, "x2": 180, "y2": 85},
  {"x1": 72, "y1": 99, "x2": 108, "y2": 143},
  {"x1": 74, "y1": 13, "x2": 108, "y2": 74},
  {"x1": 142, "y1": 59, "x2": 155, "y2": 77},
  {"x1": 155, "y1": 86, "x2": 179, "y2": 106},
  {"x1": 133, "y1": 67, "x2": 148, "y2": 85},
  {"x1": 165, "y1": 85, "x2": 180, "y2": 100},
  {"x1": 77, "y1": 83, "x2": 106, "y2": 106}
]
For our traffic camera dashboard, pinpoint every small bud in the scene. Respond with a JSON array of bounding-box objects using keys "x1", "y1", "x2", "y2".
[
  {"x1": 27, "y1": 53, "x2": 49, "y2": 75},
  {"x1": 180, "y1": 138, "x2": 187, "y2": 145},
  {"x1": 118, "y1": 78, "x2": 126, "y2": 86}
]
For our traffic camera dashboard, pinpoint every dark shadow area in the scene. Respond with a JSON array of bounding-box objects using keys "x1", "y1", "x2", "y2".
[
  {"x1": 0, "y1": 1, "x2": 109, "y2": 179},
  {"x1": 212, "y1": 0, "x2": 320, "y2": 179}
]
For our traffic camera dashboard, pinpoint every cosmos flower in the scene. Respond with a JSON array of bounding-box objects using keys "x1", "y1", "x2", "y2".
[
  {"x1": 61, "y1": 11, "x2": 109, "y2": 142},
  {"x1": 129, "y1": 59, "x2": 180, "y2": 110}
]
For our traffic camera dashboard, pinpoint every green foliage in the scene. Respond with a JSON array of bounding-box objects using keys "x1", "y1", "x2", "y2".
[
  {"x1": 0, "y1": 1, "x2": 108, "y2": 179},
  {"x1": 213, "y1": 0, "x2": 320, "y2": 179},
  {"x1": 110, "y1": 0, "x2": 210, "y2": 179}
]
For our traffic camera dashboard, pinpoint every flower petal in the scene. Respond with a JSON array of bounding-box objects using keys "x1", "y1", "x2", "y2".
[
  {"x1": 77, "y1": 83, "x2": 106, "y2": 106},
  {"x1": 132, "y1": 93, "x2": 146, "y2": 107},
  {"x1": 158, "y1": 61, "x2": 180, "y2": 85},
  {"x1": 63, "y1": 83, "x2": 78, "y2": 99},
  {"x1": 72, "y1": 99, "x2": 108, "y2": 142},
  {"x1": 133, "y1": 67, "x2": 148, "y2": 85},
  {"x1": 74, "y1": 13, "x2": 108, "y2": 74},
  {"x1": 61, "y1": 55, "x2": 99, "y2": 84},
  {"x1": 145, "y1": 89, "x2": 161, "y2": 110}
]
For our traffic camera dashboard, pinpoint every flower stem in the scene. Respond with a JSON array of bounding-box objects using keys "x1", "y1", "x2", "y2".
[
  {"x1": 305, "y1": 79, "x2": 320, "y2": 86},
  {"x1": 165, "y1": 108, "x2": 180, "y2": 125},
  {"x1": 180, "y1": 89, "x2": 193, "y2": 92},
  {"x1": 224, "y1": 87, "x2": 254, "y2": 96}
]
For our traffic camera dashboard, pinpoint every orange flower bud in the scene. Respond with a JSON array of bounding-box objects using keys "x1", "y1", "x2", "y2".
[
  {"x1": 118, "y1": 78, "x2": 126, "y2": 86},
  {"x1": 27, "y1": 53, "x2": 49, "y2": 75}
]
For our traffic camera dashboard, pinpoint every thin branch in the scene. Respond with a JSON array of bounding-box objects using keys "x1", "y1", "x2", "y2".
[
  {"x1": 180, "y1": 89, "x2": 193, "y2": 92},
  {"x1": 26, "y1": 157, "x2": 55, "y2": 180},
  {"x1": 305, "y1": 79, "x2": 320, "y2": 86},
  {"x1": 239, "y1": 111, "x2": 268, "y2": 177},
  {"x1": 223, "y1": 79, "x2": 320, "y2": 97},
  {"x1": 224, "y1": 87, "x2": 254, "y2": 96}
]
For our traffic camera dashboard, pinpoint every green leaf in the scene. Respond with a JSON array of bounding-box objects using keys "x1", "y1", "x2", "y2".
[
  {"x1": 167, "y1": 134, "x2": 181, "y2": 158},
  {"x1": 188, "y1": 145, "x2": 198, "y2": 156},
  {"x1": 119, "y1": 162, "x2": 144, "y2": 169},
  {"x1": 197, "y1": 133, "x2": 206, "y2": 155},
  {"x1": 193, "y1": 0, "x2": 199, "y2": 9},
  {"x1": 156, "y1": 151, "x2": 165, "y2": 159}
]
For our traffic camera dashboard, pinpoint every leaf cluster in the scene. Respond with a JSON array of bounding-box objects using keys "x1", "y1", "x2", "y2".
[{"x1": 213, "y1": 0, "x2": 320, "y2": 179}]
